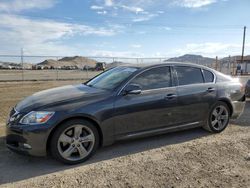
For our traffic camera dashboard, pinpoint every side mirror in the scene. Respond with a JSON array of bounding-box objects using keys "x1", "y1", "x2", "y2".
[{"x1": 123, "y1": 84, "x2": 142, "y2": 95}]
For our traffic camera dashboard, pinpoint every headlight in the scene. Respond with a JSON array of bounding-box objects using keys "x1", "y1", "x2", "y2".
[{"x1": 20, "y1": 111, "x2": 55, "y2": 125}]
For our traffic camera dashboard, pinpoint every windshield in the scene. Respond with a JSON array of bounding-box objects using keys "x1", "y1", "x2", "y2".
[{"x1": 86, "y1": 66, "x2": 138, "y2": 90}]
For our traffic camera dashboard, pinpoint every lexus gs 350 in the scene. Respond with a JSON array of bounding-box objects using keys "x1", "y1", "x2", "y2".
[{"x1": 6, "y1": 63, "x2": 245, "y2": 164}]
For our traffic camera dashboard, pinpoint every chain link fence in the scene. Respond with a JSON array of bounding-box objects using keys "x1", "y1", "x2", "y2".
[{"x1": 0, "y1": 55, "x2": 249, "y2": 131}]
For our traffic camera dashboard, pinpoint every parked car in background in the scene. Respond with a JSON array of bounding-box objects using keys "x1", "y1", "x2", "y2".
[
  {"x1": 6, "y1": 62, "x2": 245, "y2": 164},
  {"x1": 95, "y1": 62, "x2": 106, "y2": 71},
  {"x1": 245, "y1": 79, "x2": 250, "y2": 97}
]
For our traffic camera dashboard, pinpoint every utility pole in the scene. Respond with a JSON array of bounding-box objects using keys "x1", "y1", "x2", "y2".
[{"x1": 241, "y1": 26, "x2": 246, "y2": 73}]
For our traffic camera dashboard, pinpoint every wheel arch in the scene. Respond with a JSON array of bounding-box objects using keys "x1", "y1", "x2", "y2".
[
  {"x1": 217, "y1": 98, "x2": 233, "y2": 117},
  {"x1": 46, "y1": 115, "x2": 103, "y2": 153}
]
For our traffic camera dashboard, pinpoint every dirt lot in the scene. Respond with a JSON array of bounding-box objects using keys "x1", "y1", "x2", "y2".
[
  {"x1": 0, "y1": 70, "x2": 100, "y2": 81},
  {"x1": 0, "y1": 79, "x2": 249, "y2": 187},
  {"x1": 0, "y1": 80, "x2": 88, "y2": 133},
  {"x1": 0, "y1": 97, "x2": 249, "y2": 187}
]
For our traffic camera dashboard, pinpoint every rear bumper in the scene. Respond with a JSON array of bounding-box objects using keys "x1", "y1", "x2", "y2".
[{"x1": 231, "y1": 100, "x2": 245, "y2": 119}]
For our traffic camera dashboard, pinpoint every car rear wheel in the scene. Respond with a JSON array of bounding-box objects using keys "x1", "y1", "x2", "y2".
[
  {"x1": 203, "y1": 101, "x2": 230, "y2": 133},
  {"x1": 50, "y1": 119, "x2": 99, "y2": 164}
]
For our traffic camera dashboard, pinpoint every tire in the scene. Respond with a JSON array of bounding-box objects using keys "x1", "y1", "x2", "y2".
[
  {"x1": 50, "y1": 119, "x2": 99, "y2": 165},
  {"x1": 203, "y1": 101, "x2": 230, "y2": 133}
]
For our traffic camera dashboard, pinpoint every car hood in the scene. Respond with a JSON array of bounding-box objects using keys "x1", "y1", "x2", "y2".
[{"x1": 15, "y1": 84, "x2": 108, "y2": 112}]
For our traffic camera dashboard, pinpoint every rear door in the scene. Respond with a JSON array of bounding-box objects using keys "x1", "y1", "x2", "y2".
[
  {"x1": 174, "y1": 66, "x2": 217, "y2": 124},
  {"x1": 113, "y1": 66, "x2": 179, "y2": 135}
]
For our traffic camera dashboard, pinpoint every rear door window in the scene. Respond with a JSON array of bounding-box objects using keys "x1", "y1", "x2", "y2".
[
  {"x1": 175, "y1": 66, "x2": 204, "y2": 86},
  {"x1": 203, "y1": 69, "x2": 214, "y2": 83}
]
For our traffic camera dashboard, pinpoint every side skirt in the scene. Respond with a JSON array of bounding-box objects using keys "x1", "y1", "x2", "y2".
[{"x1": 116, "y1": 121, "x2": 202, "y2": 141}]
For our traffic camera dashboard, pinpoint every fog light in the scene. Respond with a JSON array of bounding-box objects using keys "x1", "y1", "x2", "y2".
[{"x1": 23, "y1": 143, "x2": 32, "y2": 149}]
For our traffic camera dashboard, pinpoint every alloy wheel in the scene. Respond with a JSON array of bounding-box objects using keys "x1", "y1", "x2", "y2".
[
  {"x1": 57, "y1": 124, "x2": 95, "y2": 161},
  {"x1": 210, "y1": 105, "x2": 229, "y2": 131}
]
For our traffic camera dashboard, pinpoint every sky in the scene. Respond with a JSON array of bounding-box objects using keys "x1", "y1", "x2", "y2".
[{"x1": 0, "y1": 0, "x2": 249, "y2": 59}]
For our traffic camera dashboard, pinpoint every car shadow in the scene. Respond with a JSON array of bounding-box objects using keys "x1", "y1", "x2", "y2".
[{"x1": 0, "y1": 127, "x2": 210, "y2": 185}]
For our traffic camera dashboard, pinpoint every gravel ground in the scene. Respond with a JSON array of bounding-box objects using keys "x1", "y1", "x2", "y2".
[{"x1": 0, "y1": 100, "x2": 249, "y2": 188}]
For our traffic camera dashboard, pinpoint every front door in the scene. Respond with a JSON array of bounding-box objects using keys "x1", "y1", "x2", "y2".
[{"x1": 113, "y1": 66, "x2": 179, "y2": 135}]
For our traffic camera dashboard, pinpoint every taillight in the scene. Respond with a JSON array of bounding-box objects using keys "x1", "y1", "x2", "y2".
[{"x1": 240, "y1": 84, "x2": 245, "y2": 93}]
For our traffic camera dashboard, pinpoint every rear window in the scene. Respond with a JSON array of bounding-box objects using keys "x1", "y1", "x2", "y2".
[
  {"x1": 203, "y1": 69, "x2": 214, "y2": 83},
  {"x1": 175, "y1": 66, "x2": 204, "y2": 86}
]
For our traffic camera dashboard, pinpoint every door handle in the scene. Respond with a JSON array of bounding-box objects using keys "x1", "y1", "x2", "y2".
[
  {"x1": 165, "y1": 93, "x2": 177, "y2": 100},
  {"x1": 207, "y1": 87, "x2": 215, "y2": 92}
]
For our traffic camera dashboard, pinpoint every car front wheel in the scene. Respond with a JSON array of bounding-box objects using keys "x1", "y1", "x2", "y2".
[{"x1": 50, "y1": 119, "x2": 99, "y2": 164}]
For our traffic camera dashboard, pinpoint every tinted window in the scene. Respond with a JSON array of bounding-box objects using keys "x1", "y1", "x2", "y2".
[
  {"x1": 203, "y1": 69, "x2": 214, "y2": 83},
  {"x1": 175, "y1": 66, "x2": 204, "y2": 86},
  {"x1": 130, "y1": 66, "x2": 171, "y2": 90},
  {"x1": 86, "y1": 66, "x2": 138, "y2": 90}
]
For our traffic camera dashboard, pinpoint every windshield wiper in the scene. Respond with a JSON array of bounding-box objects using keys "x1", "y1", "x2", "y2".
[{"x1": 87, "y1": 84, "x2": 97, "y2": 88}]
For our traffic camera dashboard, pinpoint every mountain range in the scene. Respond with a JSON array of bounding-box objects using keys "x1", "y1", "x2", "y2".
[
  {"x1": 1, "y1": 54, "x2": 249, "y2": 69},
  {"x1": 37, "y1": 56, "x2": 97, "y2": 68},
  {"x1": 165, "y1": 54, "x2": 215, "y2": 65}
]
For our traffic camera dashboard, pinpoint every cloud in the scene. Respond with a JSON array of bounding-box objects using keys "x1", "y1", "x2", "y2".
[
  {"x1": 157, "y1": 10, "x2": 165, "y2": 14},
  {"x1": 132, "y1": 13, "x2": 158, "y2": 22},
  {"x1": 97, "y1": 10, "x2": 107, "y2": 15},
  {"x1": 121, "y1": 5, "x2": 144, "y2": 14},
  {"x1": 0, "y1": 0, "x2": 56, "y2": 12},
  {"x1": 131, "y1": 44, "x2": 142, "y2": 48},
  {"x1": 104, "y1": 0, "x2": 113, "y2": 6},
  {"x1": 163, "y1": 27, "x2": 172, "y2": 31},
  {"x1": 0, "y1": 14, "x2": 121, "y2": 55},
  {"x1": 88, "y1": 50, "x2": 144, "y2": 58},
  {"x1": 92, "y1": 0, "x2": 159, "y2": 21},
  {"x1": 173, "y1": 0, "x2": 217, "y2": 8},
  {"x1": 175, "y1": 42, "x2": 250, "y2": 57},
  {"x1": 90, "y1": 5, "x2": 104, "y2": 10}
]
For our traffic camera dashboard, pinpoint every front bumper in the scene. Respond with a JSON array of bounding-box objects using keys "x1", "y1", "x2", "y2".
[{"x1": 6, "y1": 124, "x2": 51, "y2": 157}]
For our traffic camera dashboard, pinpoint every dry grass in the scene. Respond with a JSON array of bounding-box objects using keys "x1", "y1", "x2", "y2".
[
  {"x1": 0, "y1": 70, "x2": 100, "y2": 81},
  {"x1": 0, "y1": 80, "x2": 87, "y2": 135}
]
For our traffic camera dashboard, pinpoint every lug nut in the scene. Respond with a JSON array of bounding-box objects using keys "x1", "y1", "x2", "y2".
[{"x1": 72, "y1": 144, "x2": 75, "y2": 147}]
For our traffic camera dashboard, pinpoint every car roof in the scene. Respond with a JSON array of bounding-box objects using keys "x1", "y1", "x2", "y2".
[{"x1": 119, "y1": 61, "x2": 214, "y2": 71}]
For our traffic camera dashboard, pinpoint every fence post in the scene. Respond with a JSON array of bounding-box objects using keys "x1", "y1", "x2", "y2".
[
  {"x1": 215, "y1": 56, "x2": 218, "y2": 71},
  {"x1": 219, "y1": 58, "x2": 222, "y2": 72},
  {"x1": 56, "y1": 57, "x2": 59, "y2": 81},
  {"x1": 21, "y1": 48, "x2": 24, "y2": 81},
  {"x1": 86, "y1": 58, "x2": 89, "y2": 80}
]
